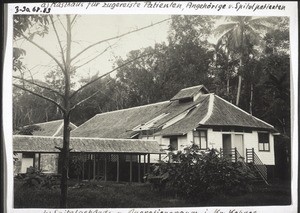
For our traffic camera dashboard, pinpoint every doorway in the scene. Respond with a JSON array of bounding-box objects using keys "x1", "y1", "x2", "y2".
[
  {"x1": 234, "y1": 134, "x2": 244, "y2": 159},
  {"x1": 222, "y1": 134, "x2": 232, "y2": 160}
]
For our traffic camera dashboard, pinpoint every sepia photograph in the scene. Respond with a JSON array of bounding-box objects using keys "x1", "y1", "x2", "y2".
[{"x1": 3, "y1": 1, "x2": 298, "y2": 212}]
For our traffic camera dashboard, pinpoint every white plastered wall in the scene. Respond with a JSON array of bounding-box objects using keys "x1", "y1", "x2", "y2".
[
  {"x1": 141, "y1": 134, "x2": 191, "y2": 163},
  {"x1": 247, "y1": 131, "x2": 275, "y2": 165},
  {"x1": 143, "y1": 129, "x2": 275, "y2": 165},
  {"x1": 205, "y1": 129, "x2": 274, "y2": 165}
]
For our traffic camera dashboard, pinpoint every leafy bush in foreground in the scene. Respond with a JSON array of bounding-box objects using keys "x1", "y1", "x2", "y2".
[
  {"x1": 148, "y1": 145, "x2": 256, "y2": 200},
  {"x1": 22, "y1": 166, "x2": 60, "y2": 189}
]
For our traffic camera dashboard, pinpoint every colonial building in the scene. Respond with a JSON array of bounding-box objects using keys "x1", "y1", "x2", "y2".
[{"x1": 14, "y1": 85, "x2": 278, "y2": 182}]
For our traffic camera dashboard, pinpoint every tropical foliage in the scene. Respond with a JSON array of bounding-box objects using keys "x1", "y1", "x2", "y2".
[{"x1": 148, "y1": 145, "x2": 256, "y2": 200}]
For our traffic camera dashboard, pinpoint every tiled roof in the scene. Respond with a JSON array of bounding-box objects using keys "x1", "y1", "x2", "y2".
[
  {"x1": 203, "y1": 95, "x2": 274, "y2": 129},
  {"x1": 71, "y1": 101, "x2": 170, "y2": 138},
  {"x1": 70, "y1": 85, "x2": 275, "y2": 138},
  {"x1": 21, "y1": 120, "x2": 77, "y2": 137},
  {"x1": 13, "y1": 135, "x2": 164, "y2": 154}
]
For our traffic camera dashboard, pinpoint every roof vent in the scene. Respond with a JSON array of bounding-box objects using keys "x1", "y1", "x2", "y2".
[{"x1": 170, "y1": 85, "x2": 209, "y2": 102}]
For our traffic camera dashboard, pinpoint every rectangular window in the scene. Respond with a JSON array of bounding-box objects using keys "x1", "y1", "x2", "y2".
[
  {"x1": 23, "y1": 152, "x2": 34, "y2": 158},
  {"x1": 193, "y1": 130, "x2": 207, "y2": 149},
  {"x1": 258, "y1": 133, "x2": 270, "y2": 151},
  {"x1": 170, "y1": 137, "x2": 178, "y2": 151}
]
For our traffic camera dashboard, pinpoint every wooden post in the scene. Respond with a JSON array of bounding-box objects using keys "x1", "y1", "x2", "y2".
[
  {"x1": 82, "y1": 154, "x2": 85, "y2": 180},
  {"x1": 88, "y1": 154, "x2": 91, "y2": 181},
  {"x1": 159, "y1": 154, "x2": 161, "y2": 162},
  {"x1": 129, "y1": 154, "x2": 133, "y2": 183},
  {"x1": 147, "y1": 154, "x2": 150, "y2": 173},
  {"x1": 96, "y1": 154, "x2": 100, "y2": 177},
  {"x1": 93, "y1": 154, "x2": 96, "y2": 180},
  {"x1": 235, "y1": 148, "x2": 237, "y2": 162},
  {"x1": 143, "y1": 154, "x2": 146, "y2": 175},
  {"x1": 104, "y1": 154, "x2": 107, "y2": 182},
  {"x1": 38, "y1": 153, "x2": 41, "y2": 170},
  {"x1": 33, "y1": 154, "x2": 36, "y2": 168},
  {"x1": 138, "y1": 154, "x2": 141, "y2": 183},
  {"x1": 116, "y1": 154, "x2": 119, "y2": 183}
]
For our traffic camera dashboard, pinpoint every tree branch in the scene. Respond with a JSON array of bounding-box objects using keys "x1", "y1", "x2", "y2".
[
  {"x1": 71, "y1": 15, "x2": 78, "y2": 26},
  {"x1": 57, "y1": 15, "x2": 67, "y2": 34},
  {"x1": 13, "y1": 76, "x2": 64, "y2": 98},
  {"x1": 15, "y1": 29, "x2": 65, "y2": 72},
  {"x1": 75, "y1": 41, "x2": 116, "y2": 69},
  {"x1": 13, "y1": 84, "x2": 66, "y2": 113},
  {"x1": 70, "y1": 52, "x2": 153, "y2": 99},
  {"x1": 70, "y1": 18, "x2": 171, "y2": 62},
  {"x1": 70, "y1": 90, "x2": 102, "y2": 112},
  {"x1": 50, "y1": 15, "x2": 66, "y2": 71}
]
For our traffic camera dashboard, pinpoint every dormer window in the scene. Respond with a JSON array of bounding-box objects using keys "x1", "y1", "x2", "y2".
[
  {"x1": 178, "y1": 97, "x2": 193, "y2": 103},
  {"x1": 170, "y1": 85, "x2": 209, "y2": 103}
]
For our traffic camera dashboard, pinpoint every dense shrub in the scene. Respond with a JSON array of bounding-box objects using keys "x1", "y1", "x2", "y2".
[
  {"x1": 22, "y1": 166, "x2": 60, "y2": 189},
  {"x1": 148, "y1": 145, "x2": 256, "y2": 200}
]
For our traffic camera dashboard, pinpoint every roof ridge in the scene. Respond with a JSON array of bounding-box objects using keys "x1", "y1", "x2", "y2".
[
  {"x1": 13, "y1": 134, "x2": 156, "y2": 142},
  {"x1": 13, "y1": 135, "x2": 61, "y2": 138},
  {"x1": 180, "y1": 84, "x2": 203, "y2": 91},
  {"x1": 94, "y1": 100, "x2": 170, "y2": 116},
  {"x1": 72, "y1": 100, "x2": 170, "y2": 131},
  {"x1": 199, "y1": 93, "x2": 215, "y2": 124},
  {"x1": 52, "y1": 122, "x2": 64, "y2": 137},
  {"x1": 71, "y1": 136, "x2": 157, "y2": 142},
  {"x1": 24, "y1": 119, "x2": 63, "y2": 127},
  {"x1": 214, "y1": 95, "x2": 274, "y2": 128}
]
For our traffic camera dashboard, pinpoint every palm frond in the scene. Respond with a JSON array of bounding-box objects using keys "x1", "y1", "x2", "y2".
[
  {"x1": 244, "y1": 16, "x2": 253, "y2": 23},
  {"x1": 230, "y1": 16, "x2": 245, "y2": 22},
  {"x1": 244, "y1": 25, "x2": 261, "y2": 41},
  {"x1": 249, "y1": 17, "x2": 277, "y2": 26},
  {"x1": 250, "y1": 23, "x2": 271, "y2": 32},
  {"x1": 216, "y1": 28, "x2": 236, "y2": 48},
  {"x1": 214, "y1": 23, "x2": 237, "y2": 37},
  {"x1": 232, "y1": 27, "x2": 242, "y2": 48}
]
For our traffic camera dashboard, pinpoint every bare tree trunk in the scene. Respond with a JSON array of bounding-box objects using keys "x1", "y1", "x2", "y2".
[
  {"x1": 60, "y1": 113, "x2": 71, "y2": 207},
  {"x1": 236, "y1": 56, "x2": 243, "y2": 106},
  {"x1": 236, "y1": 75, "x2": 242, "y2": 106},
  {"x1": 60, "y1": 15, "x2": 72, "y2": 208},
  {"x1": 226, "y1": 78, "x2": 230, "y2": 97},
  {"x1": 249, "y1": 83, "x2": 253, "y2": 114},
  {"x1": 13, "y1": 15, "x2": 169, "y2": 207},
  {"x1": 225, "y1": 48, "x2": 230, "y2": 99}
]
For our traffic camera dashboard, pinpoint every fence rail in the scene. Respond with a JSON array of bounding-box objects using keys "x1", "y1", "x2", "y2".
[
  {"x1": 246, "y1": 148, "x2": 268, "y2": 184},
  {"x1": 220, "y1": 148, "x2": 269, "y2": 184},
  {"x1": 220, "y1": 148, "x2": 245, "y2": 163}
]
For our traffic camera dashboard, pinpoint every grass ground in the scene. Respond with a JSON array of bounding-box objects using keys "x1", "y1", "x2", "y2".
[{"x1": 14, "y1": 179, "x2": 291, "y2": 208}]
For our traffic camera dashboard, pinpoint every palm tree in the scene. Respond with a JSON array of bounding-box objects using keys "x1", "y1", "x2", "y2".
[
  {"x1": 215, "y1": 16, "x2": 274, "y2": 109},
  {"x1": 214, "y1": 33, "x2": 235, "y2": 101}
]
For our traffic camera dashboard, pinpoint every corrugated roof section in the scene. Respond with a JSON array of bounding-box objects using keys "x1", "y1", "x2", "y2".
[
  {"x1": 170, "y1": 85, "x2": 209, "y2": 101},
  {"x1": 13, "y1": 136, "x2": 164, "y2": 154}
]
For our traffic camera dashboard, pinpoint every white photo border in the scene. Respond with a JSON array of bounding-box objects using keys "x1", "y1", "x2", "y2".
[{"x1": 3, "y1": 1, "x2": 298, "y2": 213}]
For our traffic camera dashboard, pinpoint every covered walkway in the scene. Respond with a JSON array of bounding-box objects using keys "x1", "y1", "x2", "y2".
[{"x1": 13, "y1": 135, "x2": 165, "y2": 183}]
